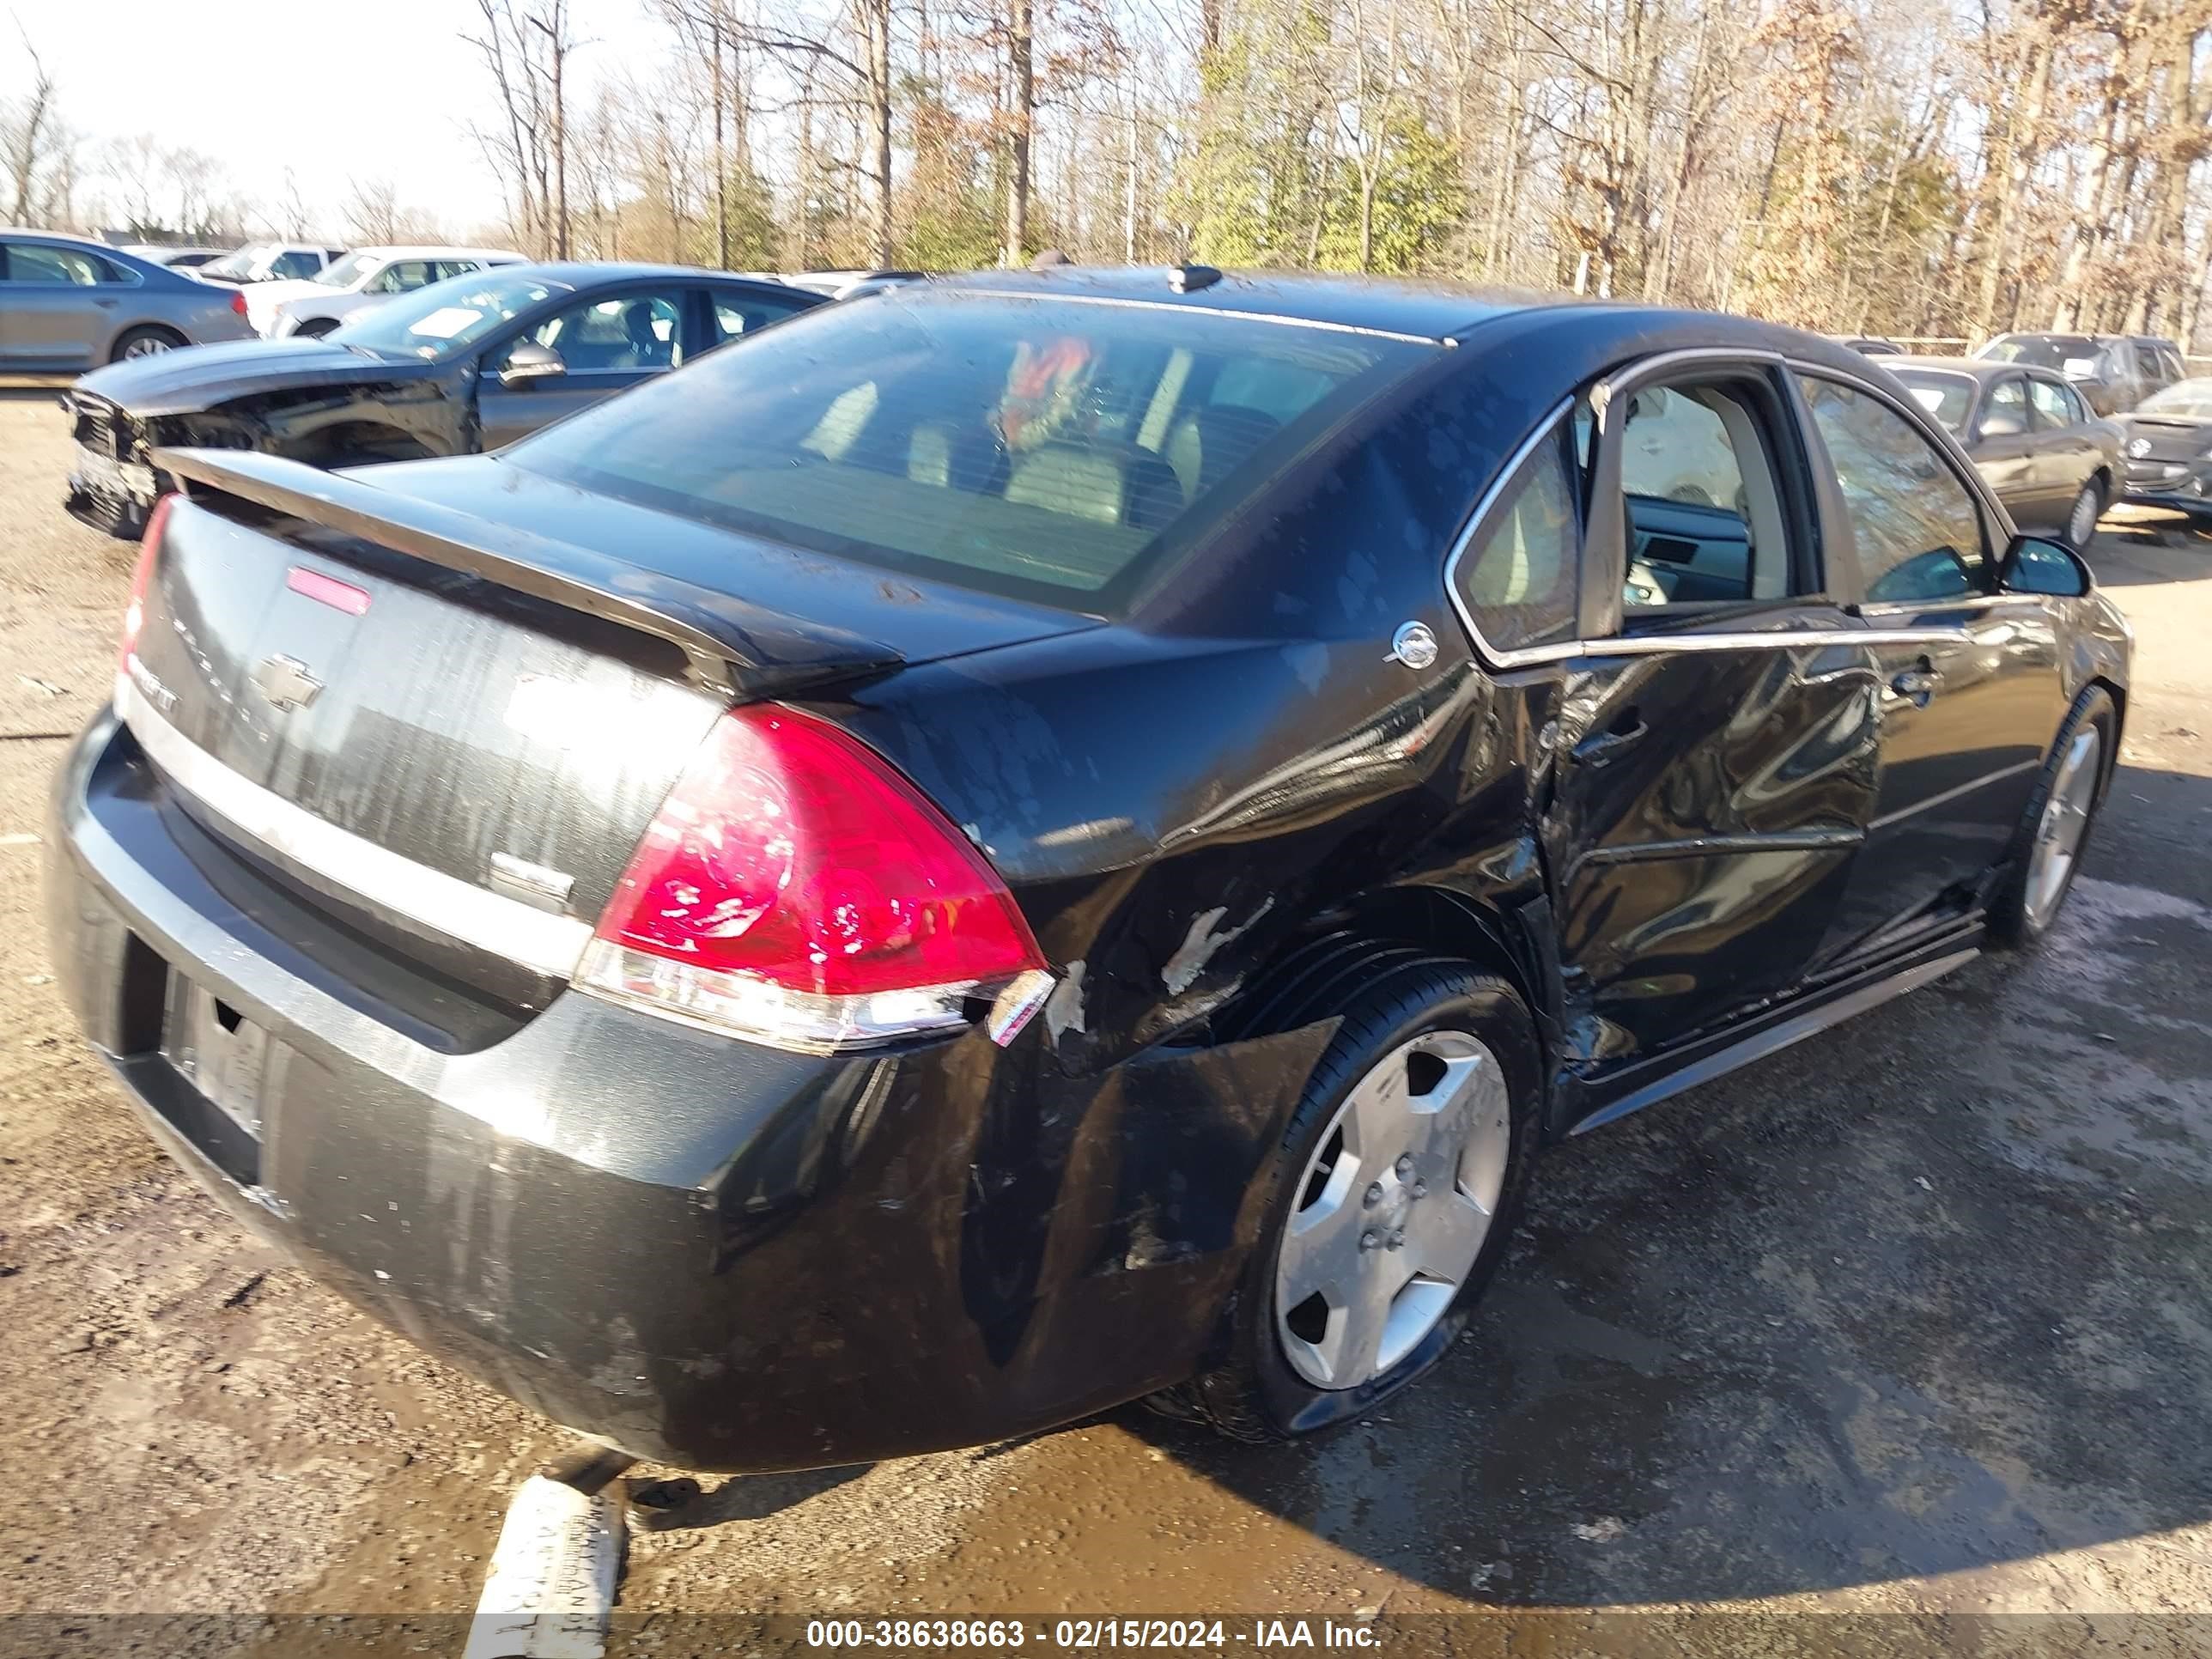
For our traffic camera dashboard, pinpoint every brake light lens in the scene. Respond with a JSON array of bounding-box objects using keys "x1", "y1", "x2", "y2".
[
  {"x1": 230, "y1": 289, "x2": 247, "y2": 317},
  {"x1": 118, "y1": 493, "x2": 178, "y2": 674},
  {"x1": 576, "y1": 704, "x2": 1044, "y2": 1052}
]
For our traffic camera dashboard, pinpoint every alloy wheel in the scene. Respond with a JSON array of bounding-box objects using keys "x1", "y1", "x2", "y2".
[
  {"x1": 2025, "y1": 726, "x2": 2100, "y2": 931},
  {"x1": 122, "y1": 336, "x2": 173, "y2": 359},
  {"x1": 2068, "y1": 483, "x2": 2100, "y2": 549},
  {"x1": 1273, "y1": 1030, "x2": 1511, "y2": 1390}
]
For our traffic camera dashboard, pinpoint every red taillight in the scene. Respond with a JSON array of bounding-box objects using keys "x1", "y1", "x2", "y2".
[
  {"x1": 119, "y1": 493, "x2": 179, "y2": 673},
  {"x1": 230, "y1": 289, "x2": 247, "y2": 317},
  {"x1": 576, "y1": 704, "x2": 1044, "y2": 1051}
]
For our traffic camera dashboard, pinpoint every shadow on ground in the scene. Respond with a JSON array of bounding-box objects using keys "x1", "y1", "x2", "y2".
[{"x1": 1088, "y1": 762, "x2": 2212, "y2": 1607}]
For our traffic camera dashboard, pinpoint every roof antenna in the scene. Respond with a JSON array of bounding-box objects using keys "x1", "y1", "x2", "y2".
[{"x1": 1168, "y1": 264, "x2": 1223, "y2": 294}]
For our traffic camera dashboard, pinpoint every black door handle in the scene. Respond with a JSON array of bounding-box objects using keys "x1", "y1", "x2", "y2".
[{"x1": 1574, "y1": 711, "x2": 1649, "y2": 767}]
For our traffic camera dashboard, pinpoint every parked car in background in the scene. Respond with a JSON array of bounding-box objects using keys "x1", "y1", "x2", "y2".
[
  {"x1": 62, "y1": 263, "x2": 823, "y2": 536},
  {"x1": 1972, "y1": 331, "x2": 2178, "y2": 416},
  {"x1": 0, "y1": 230, "x2": 254, "y2": 369},
  {"x1": 780, "y1": 267, "x2": 927, "y2": 300},
  {"x1": 118, "y1": 245, "x2": 229, "y2": 270},
  {"x1": 1890, "y1": 356, "x2": 2122, "y2": 548},
  {"x1": 48, "y1": 272, "x2": 2128, "y2": 1469},
  {"x1": 2114, "y1": 376, "x2": 2212, "y2": 523},
  {"x1": 192, "y1": 243, "x2": 348, "y2": 287},
  {"x1": 245, "y1": 246, "x2": 526, "y2": 337}
]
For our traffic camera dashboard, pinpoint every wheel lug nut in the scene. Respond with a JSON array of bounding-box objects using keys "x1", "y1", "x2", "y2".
[
  {"x1": 1364, "y1": 1182, "x2": 1384, "y2": 1206},
  {"x1": 1411, "y1": 1181, "x2": 1427, "y2": 1199},
  {"x1": 1360, "y1": 1230, "x2": 1379, "y2": 1251},
  {"x1": 1389, "y1": 1229, "x2": 1406, "y2": 1249},
  {"x1": 1395, "y1": 1155, "x2": 1414, "y2": 1177}
]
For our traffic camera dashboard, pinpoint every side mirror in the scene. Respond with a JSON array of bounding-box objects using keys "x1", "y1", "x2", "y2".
[
  {"x1": 498, "y1": 340, "x2": 566, "y2": 386},
  {"x1": 2000, "y1": 534, "x2": 2090, "y2": 598},
  {"x1": 1978, "y1": 409, "x2": 2027, "y2": 440}
]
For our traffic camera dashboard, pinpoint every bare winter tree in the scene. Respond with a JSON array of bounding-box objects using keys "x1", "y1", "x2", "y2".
[
  {"x1": 465, "y1": 0, "x2": 583, "y2": 257},
  {"x1": 2, "y1": 20, "x2": 56, "y2": 222}
]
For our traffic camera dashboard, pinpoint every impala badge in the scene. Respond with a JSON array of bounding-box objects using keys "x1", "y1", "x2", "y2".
[{"x1": 252, "y1": 654, "x2": 323, "y2": 712}]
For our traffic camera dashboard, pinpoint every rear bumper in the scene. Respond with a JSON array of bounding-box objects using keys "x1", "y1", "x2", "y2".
[{"x1": 46, "y1": 708, "x2": 1324, "y2": 1470}]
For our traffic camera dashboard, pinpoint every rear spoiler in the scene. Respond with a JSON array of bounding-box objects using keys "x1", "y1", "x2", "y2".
[{"x1": 150, "y1": 447, "x2": 903, "y2": 696}]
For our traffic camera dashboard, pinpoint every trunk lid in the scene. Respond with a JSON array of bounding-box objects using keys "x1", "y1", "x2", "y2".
[{"x1": 128, "y1": 450, "x2": 1095, "y2": 977}]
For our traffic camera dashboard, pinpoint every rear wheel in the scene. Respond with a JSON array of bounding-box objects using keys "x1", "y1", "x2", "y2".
[
  {"x1": 110, "y1": 325, "x2": 184, "y2": 362},
  {"x1": 2064, "y1": 476, "x2": 2107, "y2": 550},
  {"x1": 292, "y1": 318, "x2": 338, "y2": 339},
  {"x1": 1156, "y1": 959, "x2": 1540, "y2": 1442},
  {"x1": 1990, "y1": 687, "x2": 2114, "y2": 949}
]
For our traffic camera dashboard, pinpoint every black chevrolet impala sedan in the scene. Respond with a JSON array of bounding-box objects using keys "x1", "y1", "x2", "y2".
[{"x1": 46, "y1": 270, "x2": 2130, "y2": 1469}]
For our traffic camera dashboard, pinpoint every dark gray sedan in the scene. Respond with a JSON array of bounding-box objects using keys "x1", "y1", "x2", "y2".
[
  {"x1": 64, "y1": 261, "x2": 823, "y2": 536},
  {"x1": 1891, "y1": 356, "x2": 2124, "y2": 549},
  {"x1": 2114, "y1": 377, "x2": 2212, "y2": 522},
  {"x1": 1, "y1": 229, "x2": 255, "y2": 368}
]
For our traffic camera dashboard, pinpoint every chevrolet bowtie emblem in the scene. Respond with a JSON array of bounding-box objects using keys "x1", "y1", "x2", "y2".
[{"x1": 252, "y1": 654, "x2": 324, "y2": 712}]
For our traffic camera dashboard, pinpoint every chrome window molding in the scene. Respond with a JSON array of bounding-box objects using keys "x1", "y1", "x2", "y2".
[
  {"x1": 115, "y1": 676, "x2": 594, "y2": 980},
  {"x1": 1439, "y1": 395, "x2": 1972, "y2": 672}
]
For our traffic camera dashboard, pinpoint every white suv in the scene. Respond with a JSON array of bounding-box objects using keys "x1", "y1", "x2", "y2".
[{"x1": 244, "y1": 246, "x2": 526, "y2": 338}]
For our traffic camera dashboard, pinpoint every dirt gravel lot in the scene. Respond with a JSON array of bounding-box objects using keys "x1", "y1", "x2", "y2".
[{"x1": 2, "y1": 384, "x2": 2209, "y2": 1652}]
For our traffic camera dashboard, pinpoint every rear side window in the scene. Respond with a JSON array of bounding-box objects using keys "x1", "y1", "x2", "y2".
[
  {"x1": 1453, "y1": 427, "x2": 1579, "y2": 653},
  {"x1": 270, "y1": 250, "x2": 320, "y2": 279},
  {"x1": 2, "y1": 243, "x2": 115, "y2": 285},
  {"x1": 710, "y1": 290, "x2": 813, "y2": 343},
  {"x1": 1798, "y1": 376, "x2": 1985, "y2": 603},
  {"x1": 507, "y1": 294, "x2": 1425, "y2": 612}
]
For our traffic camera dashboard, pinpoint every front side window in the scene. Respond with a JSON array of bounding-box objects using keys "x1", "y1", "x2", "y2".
[
  {"x1": 1982, "y1": 375, "x2": 2029, "y2": 436},
  {"x1": 372, "y1": 261, "x2": 435, "y2": 295},
  {"x1": 1454, "y1": 427, "x2": 1579, "y2": 652},
  {"x1": 510, "y1": 291, "x2": 685, "y2": 373},
  {"x1": 2027, "y1": 377, "x2": 2079, "y2": 429},
  {"x1": 1798, "y1": 376, "x2": 1984, "y2": 605},
  {"x1": 314, "y1": 252, "x2": 376, "y2": 288},
  {"x1": 711, "y1": 290, "x2": 813, "y2": 344},
  {"x1": 506, "y1": 292, "x2": 1425, "y2": 612},
  {"x1": 1613, "y1": 380, "x2": 1801, "y2": 608}
]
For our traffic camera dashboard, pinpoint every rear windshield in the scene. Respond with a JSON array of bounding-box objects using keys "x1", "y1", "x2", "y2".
[
  {"x1": 504, "y1": 290, "x2": 1429, "y2": 612},
  {"x1": 1979, "y1": 336, "x2": 2093, "y2": 370},
  {"x1": 1893, "y1": 370, "x2": 1976, "y2": 433}
]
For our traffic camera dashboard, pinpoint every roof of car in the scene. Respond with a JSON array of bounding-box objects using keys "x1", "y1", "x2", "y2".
[
  {"x1": 499, "y1": 261, "x2": 812, "y2": 287},
  {"x1": 351, "y1": 245, "x2": 526, "y2": 262},
  {"x1": 921, "y1": 266, "x2": 1555, "y2": 340},
  {"x1": 1894, "y1": 354, "x2": 2065, "y2": 382}
]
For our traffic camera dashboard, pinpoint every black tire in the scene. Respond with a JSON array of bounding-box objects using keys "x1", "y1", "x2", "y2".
[
  {"x1": 1154, "y1": 957, "x2": 1541, "y2": 1443},
  {"x1": 2063, "y1": 475, "x2": 2108, "y2": 551},
  {"x1": 1989, "y1": 685, "x2": 2116, "y2": 950},
  {"x1": 109, "y1": 325, "x2": 185, "y2": 363},
  {"x1": 292, "y1": 319, "x2": 338, "y2": 339}
]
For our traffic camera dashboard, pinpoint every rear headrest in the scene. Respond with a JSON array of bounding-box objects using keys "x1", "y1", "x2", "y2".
[
  {"x1": 1004, "y1": 441, "x2": 1183, "y2": 530},
  {"x1": 1165, "y1": 403, "x2": 1283, "y2": 501}
]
